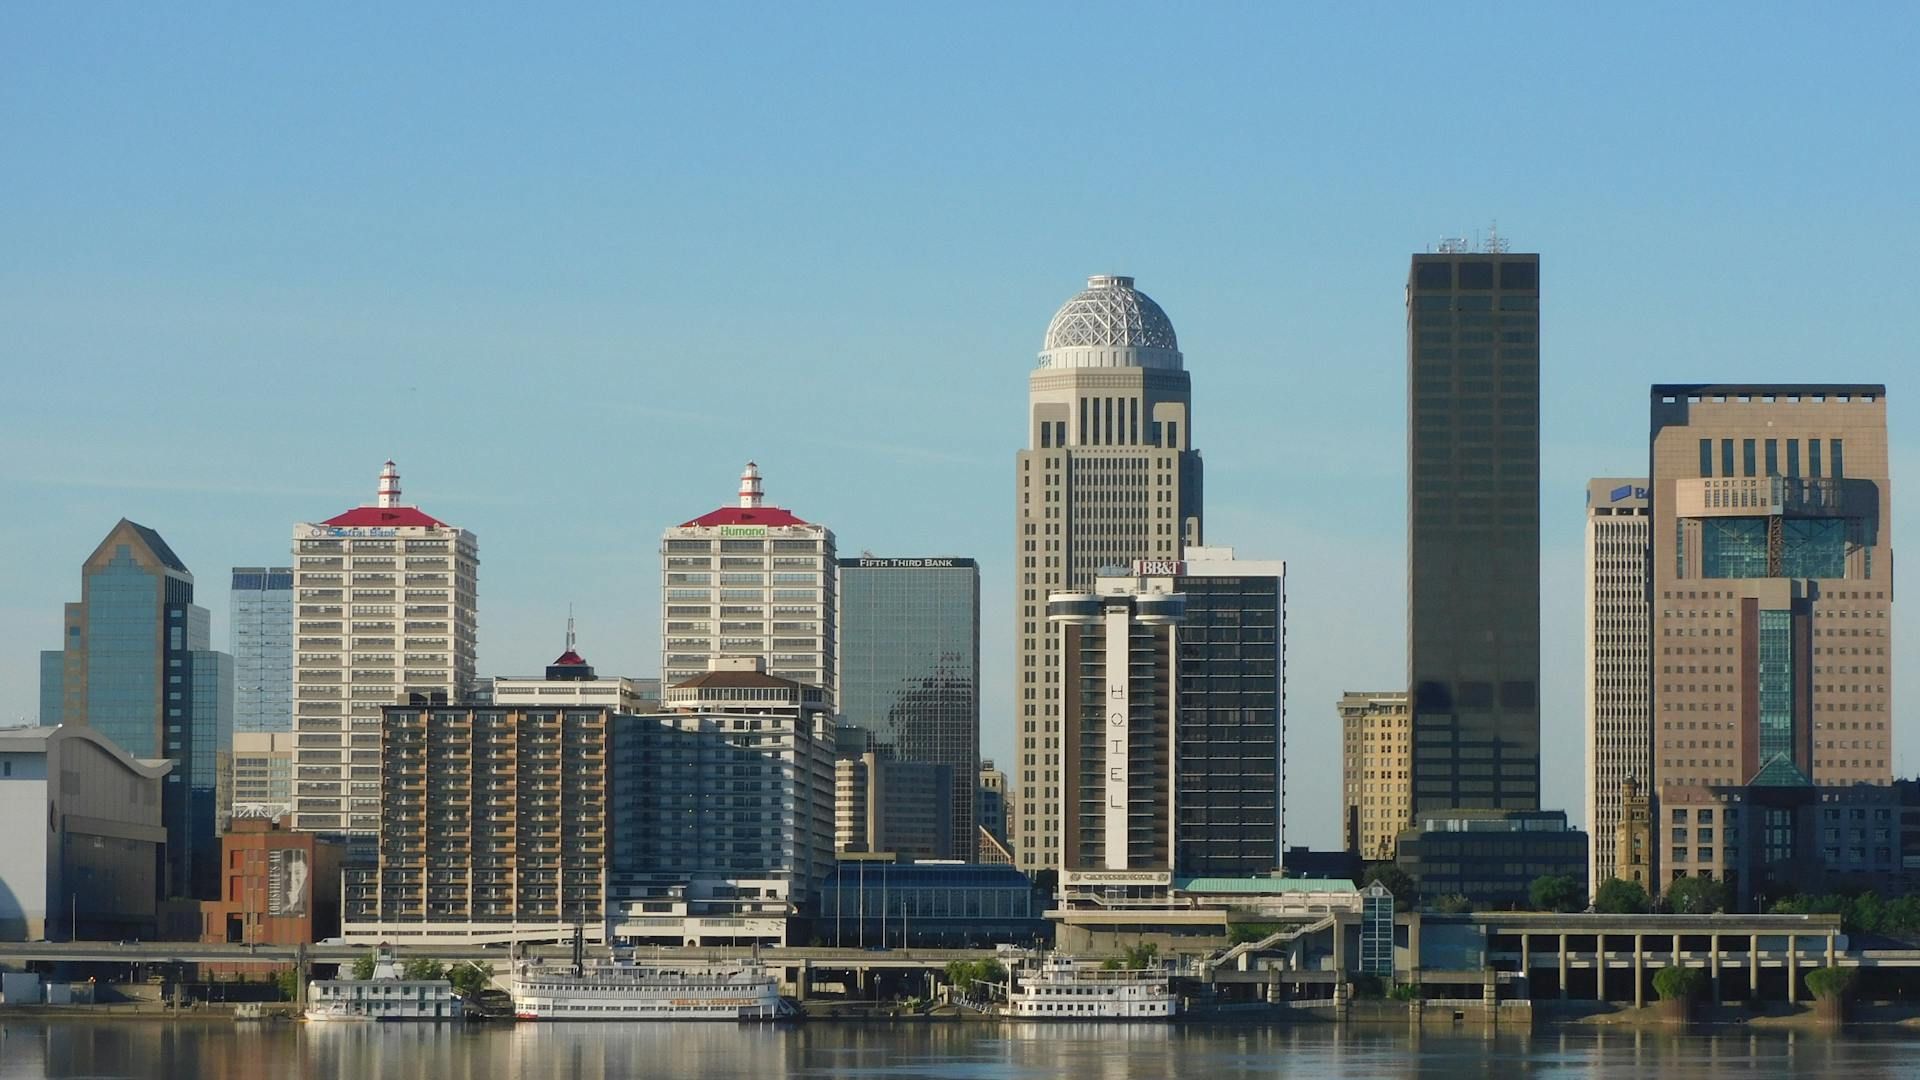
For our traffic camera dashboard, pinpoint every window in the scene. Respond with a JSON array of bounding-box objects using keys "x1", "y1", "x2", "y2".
[
  {"x1": 1831, "y1": 439, "x2": 1845, "y2": 479},
  {"x1": 1699, "y1": 439, "x2": 1714, "y2": 477},
  {"x1": 1722, "y1": 439, "x2": 1735, "y2": 477},
  {"x1": 1458, "y1": 262, "x2": 1494, "y2": 289},
  {"x1": 1765, "y1": 439, "x2": 1778, "y2": 477},
  {"x1": 1810, "y1": 439, "x2": 1822, "y2": 478},
  {"x1": 1787, "y1": 439, "x2": 1800, "y2": 478},
  {"x1": 1416, "y1": 262, "x2": 1451, "y2": 289},
  {"x1": 1743, "y1": 439, "x2": 1757, "y2": 477},
  {"x1": 1499, "y1": 261, "x2": 1538, "y2": 290}
]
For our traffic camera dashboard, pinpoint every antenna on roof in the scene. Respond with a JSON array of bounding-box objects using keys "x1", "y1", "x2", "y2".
[
  {"x1": 566, "y1": 604, "x2": 576, "y2": 653},
  {"x1": 1484, "y1": 220, "x2": 1510, "y2": 254}
]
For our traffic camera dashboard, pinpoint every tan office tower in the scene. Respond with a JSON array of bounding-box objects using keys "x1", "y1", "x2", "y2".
[
  {"x1": 291, "y1": 462, "x2": 478, "y2": 840},
  {"x1": 1584, "y1": 478, "x2": 1651, "y2": 895},
  {"x1": 1339, "y1": 691, "x2": 1412, "y2": 863},
  {"x1": 1013, "y1": 275, "x2": 1202, "y2": 873},
  {"x1": 1650, "y1": 385, "x2": 1892, "y2": 898}
]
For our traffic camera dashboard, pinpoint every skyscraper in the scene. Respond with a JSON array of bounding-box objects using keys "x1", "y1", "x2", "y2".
[
  {"x1": 1584, "y1": 478, "x2": 1651, "y2": 894},
  {"x1": 1339, "y1": 690, "x2": 1412, "y2": 863},
  {"x1": 1015, "y1": 274, "x2": 1203, "y2": 873},
  {"x1": 837, "y1": 556, "x2": 980, "y2": 853},
  {"x1": 1406, "y1": 249, "x2": 1541, "y2": 813},
  {"x1": 39, "y1": 519, "x2": 233, "y2": 897},
  {"x1": 291, "y1": 462, "x2": 478, "y2": 840},
  {"x1": 231, "y1": 566, "x2": 294, "y2": 734},
  {"x1": 661, "y1": 463, "x2": 836, "y2": 701},
  {"x1": 1649, "y1": 385, "x2": 1892, "y2": 898}
]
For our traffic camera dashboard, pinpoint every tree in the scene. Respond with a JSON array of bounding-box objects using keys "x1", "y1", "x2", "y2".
[
  {"x1": 351, "y1": 952, "x2": 377, "y2": 981},
  {"x1": 1653, "y1": 965, "x2": 1704, "y2": 1001},
  {"x1": 1594, "y1": 878, "x2": 1651, "y2": 915},
  {"x1": 449, "y1": 962, "x2": 493, "y2": 999},
  {"x1": 1529, "y1": 874, "x2": 1582, "y2": 913},
  {"x1": 1806, "y1": 966, "x2": 1856, "y2": 1000},
  {"x1": 1122, "y1": 942, "x2": 1159, "y2": 969},
  {"x1": 1430, "y1": 894, "x2": 1474, "y2": 914},
  {"x1": 945, "y1": 959, "x2": 1007, "y2": 995},
  {"x1": 401, "y1": 958, "x2": 446, "y2": 982},
  {"x1": 272, "y1": 968, "x2": 299, "y2": 1001},
  {"x1": 1363, "y1": 863, "x2": 1417, "y2": 903},
  {"x1": 1663, "y1": 876, "x2": 1730, "y2": 915}
]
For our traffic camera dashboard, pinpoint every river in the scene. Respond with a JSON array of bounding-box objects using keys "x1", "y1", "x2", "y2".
[{"x1": 2, "y1": 1019, "x2": 1917, "y2": 1078}]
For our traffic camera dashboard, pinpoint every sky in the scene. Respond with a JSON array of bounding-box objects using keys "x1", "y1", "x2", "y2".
[{"x1": 3, "y1": 6, "x2": 1917, "y2": 850}]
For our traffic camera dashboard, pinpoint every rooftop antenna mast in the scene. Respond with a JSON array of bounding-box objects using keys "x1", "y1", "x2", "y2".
[
  {"x1": 566, "y1": 604, "x2": 576, "y2": 653},
  {"x1": 1484, "y1": 219, "x2": 1510, "y2": 254}
]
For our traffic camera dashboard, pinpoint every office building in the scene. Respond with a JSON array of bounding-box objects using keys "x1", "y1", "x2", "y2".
[
  {"x1": 1649, "y1": 385, "x2": 1893, "y2": 899},
  {"x1": 837, "y1": 556, "x2": 980, "y2": 852},
  {"x1": 38, "y1": 519, "x2": 232, "y2": 897},
  {"x1": 661, "y1": 462, "x2": 836, "y2": 700},
  {"x1": 194, "y1": 817, "x2": 344, "y2": 945},
  {"x1": 834, "y1": 751, "x2": 954, "y2": 859},
  {"x1": 606, "y1": 658, "x2": 837, "y2": 947},
  {"x1": 1615, "y1": 776, "x2": 1652, "y2": 889},
  {"x1": 492, "y1": 622, "x2": 659, "y2": 712},
  {"x1": 231, "y1": 567, "x2": 294, "y2": 734},
  {"x1": 1016, "y1": 274, "x2": 1205, "y2": 872},
  {"x1": 291, "y1": 461, "x2": 478, "y2": 840},
  {"x1": 1406, "y1": 248, "x2": 1542, "y2": 813},
  {"x1": 1395, "y1": 809, "x2": 1588, "y2": 908},
  {"x1": 0, "y1": 724, "x2": 172, "y2": 941},
  {"x1": 978, "y1": 759, "x2": 1009, "y2": 844},
  {"x1": 230, "y1": 732, "x2": 296, "y2": 822},
  {"x1": 343, "y1": 702, "x2": 609, "y2": 945},
  {"x1": 1049, "y1": 549, "x2": 1285, "y2": 888},
  {"x1": 1340, "y1": 690, "x2": 1412, "y2": 863},
  {"x1": 818, "y1": 860, "x2": 1044, "y2": 948},
  {"x1": 1584, "y1": 478, "x2": 1652, "y2": 894}
]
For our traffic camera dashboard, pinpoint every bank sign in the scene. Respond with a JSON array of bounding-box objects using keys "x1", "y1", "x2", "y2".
[
  {"x1": 1609, "y1": 485, "x2": 1650, "y2": 503},
  {"x1": 1131, "y1": 559, "x2": 1185, "y2": 577},
  {"x1": 851, "y1": 557, "x2": 975, "y2": 569}
]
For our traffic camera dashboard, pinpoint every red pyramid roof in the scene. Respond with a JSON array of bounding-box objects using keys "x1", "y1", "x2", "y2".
[
  {"x1": 321, "y1": 506, "x2": 446, "y2": 528},
  {"x1": 680, "y1": 506, "x2": 808, "y2": 528}
]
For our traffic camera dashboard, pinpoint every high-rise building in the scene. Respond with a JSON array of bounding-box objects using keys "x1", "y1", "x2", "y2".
[
  {"x1": 833, "y1": 751, "x2": 954, "y2": 859},
  {"x1": 343, "y1": 701, "x2": 609, "y2": 945},
  {"x1": 607, "y1": 658, "x2": 837, "y2": 947},
  {"x1": 230, "y1": 732, "x2": 296, "y2": 822},
  {"x1": 291, "y1": 462, "x2": 478, "y2": 840},
  {"x1": 1584, "y1": 478, "x2": 1652, "y2": 894},
  {"x1": 231, "y1": 567, "x2": 294, "y2": 734},
  {"x1": 38, "y1": 519, "x2": 232, "y2": 897},
  {"x1": 1049, "y1": 549, "x2": 1283, "y2": 887},
  {"x1": 1649, "y1": 384, "x2": 1893, "y2": 899},
  {"x1": 1339, "y1": 690, "x2": 1412, "y2": 863},
  {"x1": 1406, "y1": 249, "x2": 1542, "y2": 813},
  {"x1": 977, "y1": 759, "x2": 1009, "y2": 844},
  {"x1": 837, "y1": 556, "x2": 980, "y2": 853},
  {"x1": 1015, "y1": 274, "x2": 1204, "y2": 873},
  {"x1": 661, "y1": 463, "x2": 836, "y2": 701}
]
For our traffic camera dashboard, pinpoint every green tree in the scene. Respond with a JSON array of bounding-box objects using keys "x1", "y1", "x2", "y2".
[
  {"x1": 1528, "y1": 874, "x2": 1582, "y2": 913},
  {"x1": 272, "y1": 968, "x2": 299, "y2": 1001},
  {"x1": 449, "y1": 962, "x2": 493, "y2": 999},
  {"x1": 1362, "y1": 863, "x2": 1417, "y2": 903},
  {"x1": 943, "y1": 959, "x2": 1006, "y2": 995},
  {"x1": 351, "y1": 952, "x2": 377, "y2": 981},
  {"x1": 401, "y1": 958, "x2": 446, "y2": 982},
  {"x1": 1594, "y1": 878, "x2": 1651, "y2": 915},
  {"x1": 1122, "y1": 942, "x2": 1159, "y2": 969},
  {"x1": 1663, "y1": 876, "x2": 1730, "y2": 915},
  {"x1": 1430, "y1": 894, "x2": 1474, "y2": 914},
  {"x1": 1653, "y1": 965, "x2": 1704, "y2": 1001},
  {"x1": 1805, "y1": 966, "x2": 1856, "y2": 1000}
]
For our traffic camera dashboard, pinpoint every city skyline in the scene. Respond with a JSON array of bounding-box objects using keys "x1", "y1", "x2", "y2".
[{"x1": 6, "y1": 7, "x2": 1920, "y2": 854}]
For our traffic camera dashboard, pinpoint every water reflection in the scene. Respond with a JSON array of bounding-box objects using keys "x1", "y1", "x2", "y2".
[{"x1": 3, "y1": 1020, "x2": 1919, "y2": 1079}]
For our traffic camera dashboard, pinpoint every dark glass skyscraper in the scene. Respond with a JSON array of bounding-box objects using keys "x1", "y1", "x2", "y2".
[
  {"x1": 836, "y1": 557, "x2": 981, "y2": 855},
  {"x1": 230, "y1": 567, "x2": 293, "y2": 734},
  {"x1": 1406, "y1": 250, "x2": 1541, "y2": 813},
  {"x1": 39, "y1": 519, "x2": 233, "y2": 898}
]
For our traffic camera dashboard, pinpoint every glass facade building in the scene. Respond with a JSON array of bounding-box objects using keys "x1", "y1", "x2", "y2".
[
  {"x1": 836, "y1": 557, "x2": 981, "y2": 855},
  {"x1": 39, "y1": 520, "x2": 233, "y2": 898},
  {"x1": 1406, "y1": 252, "x2": 1542, "y2": 814},
  {"x1": 230, "y1": 567, "x2": 293, "y2": 734}
]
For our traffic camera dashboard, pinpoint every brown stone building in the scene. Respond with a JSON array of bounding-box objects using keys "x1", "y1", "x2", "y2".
[
  {"x1": 196, "y1": 817, "x2": 343, "y2": 944},
  {"x1": 1340, "y1": 691, "x2": 1412, "y2": 863}
]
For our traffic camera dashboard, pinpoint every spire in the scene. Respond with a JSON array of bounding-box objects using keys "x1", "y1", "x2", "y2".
[
  {"x1": 377, "y1": 461, "x2": 401, "y2": 508},
  {"x1": 738, "y1": 461, "x2": 764, "y2": 509},
  {"x1": 566, "y1": 604, "x2": 576, "y2": 654}
]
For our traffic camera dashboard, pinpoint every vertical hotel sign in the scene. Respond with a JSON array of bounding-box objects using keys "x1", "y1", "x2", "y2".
[{"x1": 1104, "y1": 604, "x2": 1131, "y2": 869}]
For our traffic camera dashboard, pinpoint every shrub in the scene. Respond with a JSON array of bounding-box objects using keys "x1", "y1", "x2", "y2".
[
  {"x1": 1389, "y1": 983, "x2": 1419, "y2": 1001},
  {"x1": 1652, "y1": 966, "x2": 1704, "y2": 1001},
  {"x1": 1805, "y1": 966, "x2": 1856, "y2": 1000}
]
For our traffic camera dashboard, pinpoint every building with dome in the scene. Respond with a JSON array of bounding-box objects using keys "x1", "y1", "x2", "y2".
[{"x1": 1014, "y1": 275, "x2": 1204, "y2": 873}]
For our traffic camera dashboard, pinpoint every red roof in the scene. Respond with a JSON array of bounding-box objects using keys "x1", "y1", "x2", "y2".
[
  {"x1": 680, "y1": 506, "x2": 808, "y2": 528},
  {"x1": 551, "y1": 649, "x2": 588, "y2": 667},
  {"x1": 321, "y1": 506, "x2": 447, "y2": 528}
]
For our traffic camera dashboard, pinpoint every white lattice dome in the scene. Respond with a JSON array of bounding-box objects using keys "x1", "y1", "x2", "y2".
[{"x1": 1042, "y1": 275, "x2": 1179, "y2": 352}]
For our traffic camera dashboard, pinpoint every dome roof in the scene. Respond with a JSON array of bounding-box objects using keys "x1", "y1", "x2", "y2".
[{"x1": 1042, "y1": 275, "x2": 1178, "y2": 352}]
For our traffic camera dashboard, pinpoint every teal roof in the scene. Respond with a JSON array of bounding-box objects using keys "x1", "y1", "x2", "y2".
[
  {"x1": 1751, "y1": 753, "x2": 1812, "y2": 787},
  {"x1": 1173, "y1": 877, "x2": 1358, "y2": 894}
]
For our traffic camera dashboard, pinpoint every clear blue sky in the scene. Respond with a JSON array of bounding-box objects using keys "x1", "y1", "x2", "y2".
[{"x1": 4, "y1": 6, "x2": 1916, "y2": 849}]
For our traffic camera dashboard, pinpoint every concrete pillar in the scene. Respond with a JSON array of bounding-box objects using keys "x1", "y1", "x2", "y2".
[
  {"x1": 1750, "y1": 934, "x2": 1760, "y2": 996},
  {"x1": 1596, "y1": 933, "x2": 1605, "y2": 1002},
  {"x1": 1826, "y1": 933, "x2": 1837, "y2": 969},
  {"x1": 1787, "y1": 935, "x2": 1797, "y2": 1004},
  {"x1": 1558, "y1": 933, "x2": 1568, "y2": 1000},
  {"x1": 1520, "y1": 933, "x2": 1530, "y2": 997},
  {"x1": 294, "y1": 944, "x2": 308, "y2": 1009},
  {"x1": 1672, "y1": 933, "x2": 1682, "y2": 967},
  {"x1": 1710, "y1": 933, "x2": 1722, "y2": 1005},
  {"x1": 796, "y1": 959, "x2": 810, "y2": 1002},
  {"x1": 1332, "y1": 914, "x2": 1348, "y2": 995},
  {"x1": 1407, "y1": 915, "x2": 1421, "y2": 983},
  {"x1": 1633, "y1": 934, "x2": 1644, "y2": 1009}
]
